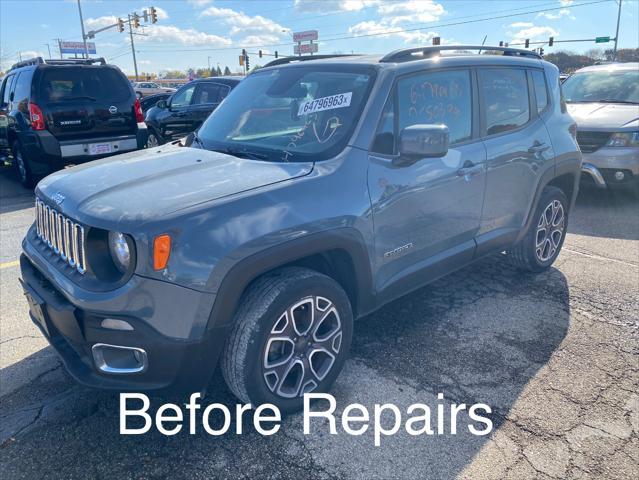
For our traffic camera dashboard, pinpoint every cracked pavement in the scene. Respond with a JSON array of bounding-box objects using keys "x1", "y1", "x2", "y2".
[{"x1": 1, "y1": 167, "x2": 637, "y2": 479}]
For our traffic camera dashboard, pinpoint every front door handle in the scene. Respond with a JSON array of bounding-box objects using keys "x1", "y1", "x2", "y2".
[{"x1": 457, "y1": 161, "x2": 483, "y2": 177}]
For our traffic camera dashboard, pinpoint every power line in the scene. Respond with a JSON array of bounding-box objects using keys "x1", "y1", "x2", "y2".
[{"x1": 135, "y1": 0, "x2": 612, "y2": 53}]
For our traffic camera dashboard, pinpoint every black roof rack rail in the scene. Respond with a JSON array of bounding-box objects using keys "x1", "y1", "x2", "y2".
[
  {"x1": 10, "y1": 57, "x2": 107, "y2": 71},
  {"x1": 380, "y1": 45, "x2": 541, "y2": 63},
  {"x1": 263, "y1": 54, "x2": 358, "y2": 68}
]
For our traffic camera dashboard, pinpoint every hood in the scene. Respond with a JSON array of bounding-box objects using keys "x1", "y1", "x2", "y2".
[
  {"x1": 37, "y1": 144, "x2": 313, "y2": 226},
  {"x1": 567, "y1": 103, "x2": 639, "y2": 130}
]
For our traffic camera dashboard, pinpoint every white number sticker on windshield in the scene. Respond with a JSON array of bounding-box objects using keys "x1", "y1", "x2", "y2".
[{"x1": 298, "y1": 92, "x2": 353, "y2": 116}]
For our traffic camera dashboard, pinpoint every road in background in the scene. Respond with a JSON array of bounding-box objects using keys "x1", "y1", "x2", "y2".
[{"x1": 1, "y1": 166, "x2": 637, "y2": 479}]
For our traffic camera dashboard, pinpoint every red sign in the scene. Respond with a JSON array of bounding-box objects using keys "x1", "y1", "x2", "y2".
[{"x1": 293, "y1": 30, "x2": 318, "y2": 42}]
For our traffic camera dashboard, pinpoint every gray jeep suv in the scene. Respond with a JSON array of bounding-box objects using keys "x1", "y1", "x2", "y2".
[{"x1": 20, "y1": 46, "x2": 581, "y2": 411}]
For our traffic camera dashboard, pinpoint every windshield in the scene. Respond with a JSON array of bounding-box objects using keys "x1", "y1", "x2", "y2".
[
  {"x1": 562, "y1": 69, "x2": 639, "y2": 104},
  {"x1": 196, "y1": 65, "x2": 376, "y2": 162}
]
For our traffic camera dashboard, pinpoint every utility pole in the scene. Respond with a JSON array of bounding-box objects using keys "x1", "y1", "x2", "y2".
[
  {"x1": 613, "y1": 0, "x2": 622, "y2": 61},
  {"x1": 128, "y1": 14, "x2": 139, "y2": 81},
  {"x1": 44, "y1": 43, "x2": 52, "y2": 59},
  {"x1": 76, "y1": 0, "x2": 89, "y2": 58}
]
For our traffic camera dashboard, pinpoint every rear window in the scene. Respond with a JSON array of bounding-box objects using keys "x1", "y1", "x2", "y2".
[{"x1": 39, "y1": 67, "x2": 131, "y2": 103}]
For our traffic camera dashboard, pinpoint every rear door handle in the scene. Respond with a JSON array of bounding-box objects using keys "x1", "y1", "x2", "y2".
[
  {"x1": 528, "y1": 143, "x2": 550, "y2": 154},
  {"x1": 457, "y1": 161, "x2": 484, "y2": 177}
]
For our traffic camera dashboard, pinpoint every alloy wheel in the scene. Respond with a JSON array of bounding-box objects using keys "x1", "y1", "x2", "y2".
[
  {"x1": 262, "y1": 296, "x2": 343, "y2": 398},
  {"x1": 535, "y1": 199, "x2": 565, "y2": 263},
  {"x1": 147, "y1": 133, "x2": 159, "y2": 148}
]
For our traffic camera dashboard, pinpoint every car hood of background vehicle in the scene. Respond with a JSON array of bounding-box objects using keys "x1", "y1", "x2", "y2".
[
  {"x1": 37, "y1": 145, "x2": 313, "y2": 225},
  {"x1": 567, "y1": 103, "x2": 639, "y2": 129}
]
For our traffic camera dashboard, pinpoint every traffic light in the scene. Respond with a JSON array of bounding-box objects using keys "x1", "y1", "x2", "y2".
[
  {"x1": 499, "y1": 41, "x2": 503, "y2": 47},
  {"x1": 116, "y1": 17, "x2": 125, "y2": 32},
  {"x1": 539, "y1": 47, "x2": 544, "y2": 56},
  {"x1": 245, "y1": 55, "x2": 250, "y2": 70},
  {"x1": 143, "y1": 10, "x2": 149, "y2": 22},
  {"x1": 548, "y1": 36, "x2": 554, "y2": 47},
  {"x1": 132, "y1": 14, "x2": 140, "y2": 28},
  {"x1": 274, "y1": 51, "x2": 278, "y2": 58},
  {"x1": 239, "y1": 55, "x2": 244, "y2": 66},
  {"x1": 150, "y1": 6, "x2": 158, "y2": 24},
  {"x1": 525, "y1": 39, "x2": 529, "y2": 48},
  {"x1": 259, "y1": 50, "x2": 263, "y2": 58},
  {"x1": 432, "y1": 36, "x2": 440, "y2": 46}
]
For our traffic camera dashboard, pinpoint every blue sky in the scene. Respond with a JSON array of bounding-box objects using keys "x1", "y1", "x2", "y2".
[{"x1": 1, "y1": 0, "x2": 637, "y2": 75}]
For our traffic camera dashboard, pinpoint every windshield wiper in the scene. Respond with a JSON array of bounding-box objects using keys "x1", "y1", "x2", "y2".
[
  {"x1": 212, "y1": 147, "x2": 269, "y2": 161},
  {"x1": 59, "y1": 95, "x2": 97, "y2": 102},
  {"x1": 596, "y1": 99, "x2": 639, "y2": 105}
]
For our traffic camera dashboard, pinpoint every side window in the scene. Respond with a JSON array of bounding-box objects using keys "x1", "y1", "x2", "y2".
[
  {"x1": 193, "y1": 83, "x2": 221, "y2": 105},
  {"x1": 170, "y1": 84, "x2": 196, "y2": 107},
  {"x1": 531, "y1": 70, "x2": 548, "y2": 114},
  {"x1": 218, "y1": 85, "x2": 231, "y2": 101},
  {"x1": 371, "y1": 94, "x2": 395, "y2": 155},
  {"x1": 397, "y1": 69, "x2": 472, "y2": 144},
  {"x1": 479, "y1": 68, "x2": 530, "y2": 135},
  {"x1": 12, "y1": 72, "x2": 31, "y2": 113},
  {"x1": 1, "y1": 75, "x2": 14, "y2": 105}
]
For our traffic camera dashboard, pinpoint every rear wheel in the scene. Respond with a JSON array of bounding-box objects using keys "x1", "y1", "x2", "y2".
[
  {"x1": 221, "y1": 267, "x2": 353, "y2": 413},
  {"x1": 146, "y1": 129, "x2": 161, "y2": 148},
  {"x1": 508, "y1": 186, "x2": 568, "y2": 272},
  {"x1": 12, "y1": 141, "x2": 36, "y2": 189}
]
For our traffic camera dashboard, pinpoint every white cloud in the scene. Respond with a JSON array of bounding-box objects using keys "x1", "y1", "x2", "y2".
[
  {"x1": 509, "y1": 24, "x2": 559, "y2": 43},
  {"x1": 349, "y1": 21, "x2": 438, "y2": 45},
  {"x1": 238, "y1": 35, "x2": 281, "y2": 47},
  {"x1": 510, "y1": 22, "x2": 534, "y2": 28},
  {"x1": 200, "y1": 6, "x2": 286, "y2": 38},
  {"x1": 138, "y1": 25, "x2": 231, "y2": 46},
  {"x1": 560, "y1": 0, "x2": 574, "y2": 6},
  {"x1": 138, "y1": 5, "x2": 169, "y2": 20},
  {"x1": 537, "y1": 9, "x2": 575, "y2": 20},
  {"x1": 294, "y1": 0, "x2": 379, "y2": 12},
  {"x1": 19, "y1": 51, "x2": 45, "y2": 60},
  {"x1": 86, "y1": 15, "x2": 118, "y2": 29},
  {"x1": 188, "y1": 0, "x2": 212, "y2": 6}
]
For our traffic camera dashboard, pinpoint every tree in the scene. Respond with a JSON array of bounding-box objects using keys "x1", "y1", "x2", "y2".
[
  {"x1": 163, "y1": 69, "x2": 187, "y2": 79},
  {"x1": 250, "y1": 65, "x2": 262, "y2": 73},
  {"x1": 195, "y1": 67, "x2": 210, "y2": 78},
  {"x1": 216, "y1": 65, "x2": 222, "y2": 76},
  {"x1": 604, "y1": 48, "x2": 639, "y2": 62},
  {"x1": 223, "y1": 66, "x2": 231, "y2": 76}
]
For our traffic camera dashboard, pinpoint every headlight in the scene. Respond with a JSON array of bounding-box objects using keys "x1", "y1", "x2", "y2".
[
  {"x1": 606, "y1": 132, "x2": 639, "y2": 147},
  {"x1": 108, "y1": 232, "x2": 131, "y2": 273}
]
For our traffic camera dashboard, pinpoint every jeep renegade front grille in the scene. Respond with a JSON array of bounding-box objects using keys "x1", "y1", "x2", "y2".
[
  {"x1": 576, "y1": 131, "x2": 611, "y2": 153},
  {"x1": 35, "y1": 198, "x2": 86, "y2": 274}
]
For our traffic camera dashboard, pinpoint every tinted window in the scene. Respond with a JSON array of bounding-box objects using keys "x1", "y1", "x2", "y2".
[
  {"x1": 531, "y1": 70, "x2": 548, "y2": 113},
  {"x1": 1, "y1": 75, "x2": 14, "y2": 104},
  {"x1": 218, "y1": 85, "x2": 231, "y2": 101},
  {"x1": 193, "y1": 83, "x2": 221, "y2": 105},
  {"x1": 40, "y1": 67, "x2": 130, "y2": 102},
  {"x1": 171, "y1": 84, "x2": 195, "y2": 107},
  {"x1": 479, "y1": 68, "x2": 530, "y2": 135},
  {"x1": 12, "y1": 72, "x2": 32, "y2": 112},
  {"x1": 397, "y1": 69, "x2": 472, "y2": 144},
  {"x1": 371, "y1": 94, "x2": 395, "y2": 155}
]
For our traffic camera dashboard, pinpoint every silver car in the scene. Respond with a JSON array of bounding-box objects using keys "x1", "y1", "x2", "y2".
[
  {"x1": 132, "y1": 81, "x2": 176, "y2": 98},
  {"x1": 563, "y1": 62, "x2": 639, "y2": 192}
]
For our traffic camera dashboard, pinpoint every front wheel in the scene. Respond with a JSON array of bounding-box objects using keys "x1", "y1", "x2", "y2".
[
  {"x1": 12, "y1": 141, "x2": 37, "y2": 189},
  {"x1": 221, "y1": 267, "x2": 353, "y2": 413},
  {"x1": 146, "y1": 129, "x2": 162, "y2": 148},
  {"x1": 508, "y1": 186, "x2": 569, "y2": 272}
]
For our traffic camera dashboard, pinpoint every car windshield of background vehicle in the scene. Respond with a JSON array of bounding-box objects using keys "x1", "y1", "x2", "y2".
[
  {"x1": 197, "y1": 65, "x2": 376, "y2": 162},
  {"x1": 562, "y1": 70, "x2": 639, "y2": 104},
  {"x1": 40, "y1": 68, "x2": 131, "y2": 103}
]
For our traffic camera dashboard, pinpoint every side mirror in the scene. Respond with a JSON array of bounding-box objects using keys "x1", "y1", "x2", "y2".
[
  {"x1": 398, "y1": 124, "x2": 449, "y2": 164},
  {"x1": 156, "y1": 99, "x2": 167, "y2": 109}
]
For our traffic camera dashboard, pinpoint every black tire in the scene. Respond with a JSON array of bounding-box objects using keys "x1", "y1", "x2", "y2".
[
  {"x1": 146, "y1": 128, "x2": 163, "y2": 148},
  {"x1": 12, "y1": 141, "x2": 36, "y2": 189},
  {"x1": 508, "y1": 186, "x2": 569, "y2": 272},
  {"x1": 221, "y1": 267, "x2": 353, "y2": 413}
]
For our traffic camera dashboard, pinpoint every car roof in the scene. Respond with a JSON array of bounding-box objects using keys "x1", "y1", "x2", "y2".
[
  {"x1": 573, "y1": 62, "x2": 639, "y2": 73},
  {"x1": 190, "y1": 76, "x2": 242, "y2": 85}
]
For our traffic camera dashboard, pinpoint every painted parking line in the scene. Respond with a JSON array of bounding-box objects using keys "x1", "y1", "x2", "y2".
[{"x1": 0, "y1": 260, "x2": 20, "y2": 269}]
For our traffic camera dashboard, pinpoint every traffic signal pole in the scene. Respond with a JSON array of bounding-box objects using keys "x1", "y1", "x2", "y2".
[
  {"x1": 128, "y1": 14, "x2": 139, "y2": 81},
  {"x1": 76, "y1": 0, "x2": 89, "y2": 58},
  {"x1": 613, "y1": 0, "x2": 622, "y2": 60}
]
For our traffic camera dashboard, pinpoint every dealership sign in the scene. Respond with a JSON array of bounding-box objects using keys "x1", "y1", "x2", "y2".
[
  {"x1": 294, "y1": 43, "x2": 319, "y2": 55},
  {"x1": 293, "y1": 30, "x2": 318, "y2": 42},
  {"x1": 59, "y1": 41, "x2": 97, "y2": 55}
]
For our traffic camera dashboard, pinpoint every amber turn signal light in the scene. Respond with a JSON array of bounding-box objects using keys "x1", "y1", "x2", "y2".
[{"x1": 153, "y1": 234, "x2": 171, "y2": 270}]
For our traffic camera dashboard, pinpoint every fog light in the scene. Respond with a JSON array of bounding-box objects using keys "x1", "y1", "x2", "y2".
[
  {"x1": 101, "y1": 318, "x2": 134, "y2": 331},
  {"x1": 614, "y1": 171, "x2": 625, "y2": 181},
  {"x1": 92, "y1": 344, "x2": 147, "y2": 374}
]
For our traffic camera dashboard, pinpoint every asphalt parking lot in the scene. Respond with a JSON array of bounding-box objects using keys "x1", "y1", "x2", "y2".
[{"x1": 0, "y1": 165, "x2": 637, "y2": 480}]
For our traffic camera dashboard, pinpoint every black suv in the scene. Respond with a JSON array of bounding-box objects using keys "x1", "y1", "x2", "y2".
[
  {"x1": 0, "y1": 57, "x2": 148, "y2": 187},
  {"x1": 144, "y1": 76, "x2": 241, "y2": 147}
]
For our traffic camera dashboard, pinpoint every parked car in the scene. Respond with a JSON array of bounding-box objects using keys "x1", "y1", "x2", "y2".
[
  {"x1": 144, "y1": 76, "x2": 241, "y2": 147},
  {"x1": 20, "y1": 46, "x2": 581, "y2": 412},
  {"x1": 139, "y1": 92, "x2": 171, "y2": 114},
  {"x1": 562, "y1": 62, "x2": 639, "y2": 193},
  {"x1": 132, "y1": 81, "x2": 176, "y2": 98},
  {"x1": 0, "y1": 57, "x2": 147, "y2": 187}
]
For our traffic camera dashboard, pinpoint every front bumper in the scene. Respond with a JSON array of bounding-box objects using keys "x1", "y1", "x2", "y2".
[
  {"x1": 580, "y1": 147, "x2": 639, "y2": 189},
  {"x1": 19, "y1": 245, "x2": 225, "y2": 393}
]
